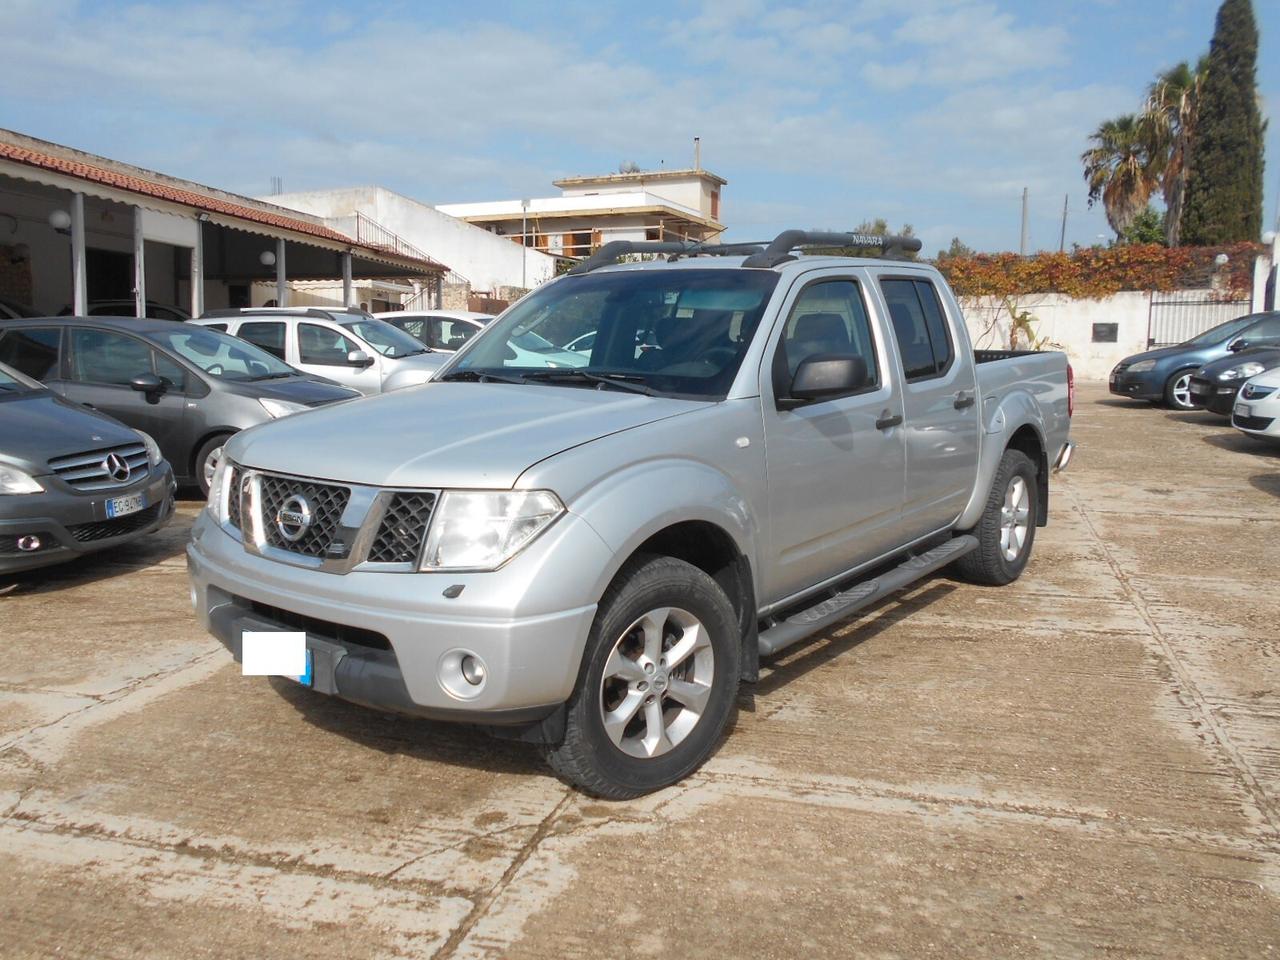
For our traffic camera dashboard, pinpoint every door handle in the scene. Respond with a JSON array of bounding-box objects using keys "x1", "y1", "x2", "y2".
[
  {"x1": 875, "y1": 411, "x2": 903, "y2": 431},
  {"x1": 954, "y1": 391, "x2": 975, "y2": 409}
]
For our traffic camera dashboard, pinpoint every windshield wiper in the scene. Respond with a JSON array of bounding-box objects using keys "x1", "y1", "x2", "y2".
[
  {"x1": 250, "y1": 372, "x2": 294, "y2": 381},
  {"x1": 521, "y1": 370, "x2": 658, "y2": 396},
  {"x1": 438, "y1": 369, "x2": 530, "y2": 385}
]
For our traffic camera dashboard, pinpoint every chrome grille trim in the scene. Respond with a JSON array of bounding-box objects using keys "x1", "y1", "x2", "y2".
[{"x1": 48, "y1": 442, "x2": 150, "y2": 492}]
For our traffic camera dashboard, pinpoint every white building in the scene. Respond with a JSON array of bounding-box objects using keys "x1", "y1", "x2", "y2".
[
  {"x1": 265, "y1": 186, "x2": 556, "y2": 300},
  {"x1": 436, "y1": 167, "x2": 727, "y2": 259}
]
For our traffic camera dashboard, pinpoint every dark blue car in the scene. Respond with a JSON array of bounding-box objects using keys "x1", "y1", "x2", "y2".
[{"x1": 1109, "y1": 311, "x2": 1280, "y2": 410}]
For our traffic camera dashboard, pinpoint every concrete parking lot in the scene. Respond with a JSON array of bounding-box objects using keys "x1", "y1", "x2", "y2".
[{"x1": 1, "y1": 382, "x2": 1278, "y2": 959}]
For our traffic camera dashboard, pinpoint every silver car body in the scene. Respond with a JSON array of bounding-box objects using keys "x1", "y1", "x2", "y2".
[{"x1": 189, "y1": 255, "x2": 1071, "y2": 721}]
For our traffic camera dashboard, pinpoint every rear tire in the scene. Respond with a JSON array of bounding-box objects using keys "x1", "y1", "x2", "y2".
[
  {"x1": 546, "y1": 556, "x2": 741, "y2": 799},
  {"x1": 953, "y1": 448, "x2": 1038, "y2": 586},
  {"x1": 1163, "y1": 370, "x2": 1196, "y2": 410}
]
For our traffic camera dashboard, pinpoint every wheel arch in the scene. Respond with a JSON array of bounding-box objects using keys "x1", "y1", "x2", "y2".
[
  {"x1": 188, "y1": 427, "x2": 238, "y2": 481},
  {"x1": 957, "y1": 393, "x2": 1049, "y2": 531}
]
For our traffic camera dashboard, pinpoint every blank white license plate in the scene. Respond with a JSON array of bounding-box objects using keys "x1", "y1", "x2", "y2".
[
  {"x1": 1234, "y1": 403, "x2": 1251, "y2": 418},
  {"x1": 106, "y1": 492, "x2": 146, "y2": 518}
]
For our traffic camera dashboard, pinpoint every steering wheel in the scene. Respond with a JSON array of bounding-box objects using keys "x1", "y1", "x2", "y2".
[{"x1": 206, "y1": 363, "x2": 224, "y2": 376}]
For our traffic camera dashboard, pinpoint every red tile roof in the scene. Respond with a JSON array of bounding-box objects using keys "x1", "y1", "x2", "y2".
[{"x1": 0, "y1": 141, "x2": 444, "y2": 271}]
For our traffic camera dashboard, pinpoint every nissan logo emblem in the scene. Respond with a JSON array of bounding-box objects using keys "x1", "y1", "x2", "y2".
[
  {"x1": 275, "y1": 494, "x2": 313, "y2": 542},
  {"x1": 103, "y1": 452, "x2": 131, "y2": 483}
]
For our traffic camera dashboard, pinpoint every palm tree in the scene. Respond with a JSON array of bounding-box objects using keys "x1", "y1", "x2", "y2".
[
  {"x1": 1141, "y1": 59, "x2": 1207, "y2": 245},
  {"x1": 1081, "y1": 114, "x2": 1161, "y2": 240}
]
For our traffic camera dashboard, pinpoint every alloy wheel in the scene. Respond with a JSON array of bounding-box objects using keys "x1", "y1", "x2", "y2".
[
  {"x1": 1171, "y1": 373, "x2": 1193, "y2": 409},
  {"x1": 202, "y1": 445, "x2": 224, "y2": 489},
  {"x1": 1000, "y1": 475, "x2": 1031, "y2": 562}
]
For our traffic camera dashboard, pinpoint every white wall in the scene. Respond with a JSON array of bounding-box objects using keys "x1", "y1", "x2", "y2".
[{"x1": 268, "y1": 187, "x2": 555, "y2": 293}]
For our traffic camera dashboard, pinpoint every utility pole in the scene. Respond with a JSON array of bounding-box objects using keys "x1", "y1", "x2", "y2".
[
  {"x1": 694, "y1": 137, "x2": 701, "y2": 171},
  {"x1": 520, "y1": 198, "x2": 530, "y2": 288},
  {"x1": 1058, "y1": 194, "x2": 1068, "y2": 253},
  {"x1": 1019, "y1": 187, "x2": 1029, "y2": 256}
]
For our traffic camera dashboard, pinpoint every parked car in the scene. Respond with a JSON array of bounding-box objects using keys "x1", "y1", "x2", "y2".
[
  {"x1": 0, "y1": 359, "x2": 175, "y2": 574},
  {"x1": 378, "y1": 309, "x2": 587, "y2": 367},
  {"x1": 0, "y1": 317, "x2": 360, "y2": 495},
  {"x1": 59, "y1": 300, "x2": 192, "y2": 322},
  {"x1": 1109, "y1": 311, "x2": 1280, "y2": 410},
  {"x1": 195, "y1": 308, "x2": 447, "y2": 394},
  {"x1": 188, "y1": 229, "x2": 1074, "y2": 798},
  {"x1": 1188, "y1": 346, "x2": 1280, "y2": 415},
  {"x1": 1231, "y1": 368, "x2": 1280, "y2": 444},
  {"x1": 0, "y1": 295, "x2": 41, "y2": 320}
]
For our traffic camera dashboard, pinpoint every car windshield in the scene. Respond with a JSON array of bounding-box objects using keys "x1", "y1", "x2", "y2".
[
  {"x1": 1183, "y1": 315, "x2": 1260, "y2": 346},
  {"x1": 342, "y1": 319, "x2": 429, "y2": 358},
  {"x1": 446, "y1": 268, "x2": 780, "y2": 400},
  {"x1": 147, "y1": 328, "x2": 297, "y2": 381},
  {"x1": 0, "y1": 361, "x2": 41, "y2": 393}
]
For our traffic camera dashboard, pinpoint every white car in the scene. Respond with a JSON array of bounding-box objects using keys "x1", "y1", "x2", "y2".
[
  {"x1": 194, "y1": 308, "x2": 446, "y2": 395},
  {"x1": 1232, "y1": 367, "x2": 1280, "y2": 443},
  {"x1": 377, "y1": 310, "x2": 587, "y2": 367}
]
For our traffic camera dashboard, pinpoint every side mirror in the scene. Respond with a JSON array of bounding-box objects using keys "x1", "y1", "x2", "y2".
[
  {"x1": 347, "y1": 349, "x2": 373, "y2": 368},
  {"x1": 130, "y1": 373, "x2": 164, "y2": 394},
  {"x1": 782, "y1": 355, "x2": 869, "y2": 409},
  {"x1": 1228, "y1": 338, "x2": 1249, "y2": 353}
]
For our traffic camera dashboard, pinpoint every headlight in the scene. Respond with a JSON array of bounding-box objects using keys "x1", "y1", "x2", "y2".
[
  {"x1": 1127, "y1": 359, "x2": 1156, "y2": 373},
  {"x1": 420, "y1": 490, "x2": 564, "y2": 571},
  {"x1": 1218, "y1": 362, "x2": 1266, "y2": 382},
  {"x1": 206, "y1": 457, "x2": 232, "y2": 519},
  {"x1": 0, "y1": 464, "x2": 43, "y2": 495},
  {"x1": 135, "y1": 430, "x2": 163, "y2": 466},
  {"x1": 259, "y1": 398, "x2": 309, "y2": 419}
]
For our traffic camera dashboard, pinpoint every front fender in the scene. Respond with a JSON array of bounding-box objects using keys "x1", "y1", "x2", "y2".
[{"x1": 956, "y1": 389, "x2": 1047, "y2": 530}]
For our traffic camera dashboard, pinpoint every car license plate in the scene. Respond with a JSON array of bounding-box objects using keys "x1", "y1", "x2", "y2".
[
  {"x1": 293, "y1": 649, "x2": 313, "y2": 687},
  {"x1": 105, "y1": 491, "x2": 146, "y2": 518},
  {"x1": 1234, "y1": 403, "x2": 1251, "y2": 418}
]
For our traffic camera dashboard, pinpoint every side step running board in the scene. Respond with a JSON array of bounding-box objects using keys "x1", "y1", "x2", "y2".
[{"x1": 757, "y1": 535, "x2": 978, "y2": 658}]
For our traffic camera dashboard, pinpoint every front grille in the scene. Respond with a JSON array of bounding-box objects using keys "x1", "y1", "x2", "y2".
[
  {"x1": 68, "y1": 503, "x2": 162, "y2": 542},
  {"x1": 257, "y1": 473, "x2": 350, "y2": 558},
  {"x1": 227, "y1": 466, "x2": 243, "y2": 531},
  {"x1": 367, "y1": 492, "x2": 437, "y2": 564},
  {"x1": 1233, "y1": 414, "x2": 1275, "y2": 431},
  {"x1": 48, "y1": 442, "x2": 150, "y2": 492},
  {"x1": 1111, "y1": 362, "x2": 1131, "y2": 376},
  {"x1": 245, "y1": 598, "x2": 391, "y2": 650}
]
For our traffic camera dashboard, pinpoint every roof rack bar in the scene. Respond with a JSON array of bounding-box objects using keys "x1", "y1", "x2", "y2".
[
  {"x1": 742, "y1": 230, "x2": 923, "y2": 268},
  {"x1": 566, "y1": 240, "x2": 695, "y2": 275}
]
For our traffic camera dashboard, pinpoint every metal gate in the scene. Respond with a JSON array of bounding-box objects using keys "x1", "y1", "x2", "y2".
[{"x1": 1147, "y1": 290, "x2": 1251, "y2": 347}]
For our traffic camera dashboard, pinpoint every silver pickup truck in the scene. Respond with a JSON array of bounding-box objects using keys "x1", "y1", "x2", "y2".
[{"x1": 187, "y1": 230, "x2": 1074, "y2": 798}]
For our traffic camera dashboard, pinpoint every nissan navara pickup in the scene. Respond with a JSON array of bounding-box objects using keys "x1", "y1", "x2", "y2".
[{"x1": 188, "y1": 230, "x2": 1075, "y2": 798}]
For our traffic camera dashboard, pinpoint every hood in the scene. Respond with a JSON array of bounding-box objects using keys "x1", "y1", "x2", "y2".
[
  {"x1": 1245, "y1": 366, "x2": 1280, "y2": 389},
  {"x1": 0, "y1": 391, "x2": 141, "y2": 473},
  {"x1": 227, "y1": 375, "x2": 360, "y2": 406},
  {"x1": 229, "y1": 381, "x2": 704, "y2": 488},
  {"x1": 1194, "y1": 347, "x2": 1280, "y2": 377},
  {"x1": 386, "y1": 352, "x2": 449, "y2": 372},
  {"x1": 1120, "y1": 344, "x2": 1203, "y2": 366}
]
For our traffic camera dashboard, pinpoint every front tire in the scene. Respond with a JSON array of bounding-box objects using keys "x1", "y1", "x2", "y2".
[
  {"x1": 1164, "y1": 370, "x2": 1196, "y2": 410},
  {"x1": 954, "y1": 448, "x2": 1038, "y2": 586},
  {"x1": 546, "y1": 556, "x2": 741, "y2": 799},
  {"x1": 194, "y1": 433, "x2": 232, "y2": 497}
]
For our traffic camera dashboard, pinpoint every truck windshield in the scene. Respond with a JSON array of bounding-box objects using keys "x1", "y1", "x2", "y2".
[{"x1": 447, "y1": 268, "x2": 780, "y2": 399}]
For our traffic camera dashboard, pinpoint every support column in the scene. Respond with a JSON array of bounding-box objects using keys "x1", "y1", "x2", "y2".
[
  {"x1": 70, "y1": 192, "x2": 87, "y2": 315},
  {"x1": 275, "y1": 238, "x2": 287, "y2": 307},
  {"x1": 191, "y1": 219, "x2": 205, "y2": 318},
  {"x1": 341, "y1": 250, "x2": 353, "y2": 307},
  {"x1": 132, "y1": 207, "x2": 146, "y2": 317}
]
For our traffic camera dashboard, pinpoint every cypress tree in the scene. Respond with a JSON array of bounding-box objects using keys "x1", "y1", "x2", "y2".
[{"x1": 1180, "y1": 0, "x2": 1264, "y2": 244}]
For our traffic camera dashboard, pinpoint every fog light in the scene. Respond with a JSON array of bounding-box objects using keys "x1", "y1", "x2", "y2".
[
  {"x1": 17, "y1": 535, "x2": 41, "y2": 552},
  {"x1": 460, "y1": 655, "x2": 486, "y2": 686}
]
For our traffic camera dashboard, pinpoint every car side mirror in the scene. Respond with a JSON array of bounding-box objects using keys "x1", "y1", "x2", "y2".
[
  {"x1": 347, "y1": 349, "x2": 373, "y2": 367},
  {"x1": 781, "y1": 355, "x2": 869, "y2": 409},
  {"x1": 1228, "y1": 338, "x2": 1249, "y2": 352},
  {"x1": 129, "y1": 373, "x2": 164, "y2": 395}
]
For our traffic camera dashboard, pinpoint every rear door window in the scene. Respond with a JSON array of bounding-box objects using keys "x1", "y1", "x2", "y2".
[
  {"x1": 0, "y1": 327, "x2": 61, "y2": 379},
  {"x1": 237, "y1": 321, "x2": 287, "y2": 360},
  {"x1": 881, "y1": 278, "x2": 954, "y2": 381}
]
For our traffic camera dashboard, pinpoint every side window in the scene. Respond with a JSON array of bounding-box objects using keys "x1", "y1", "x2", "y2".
[
  {"x1": 436, "y1": 319, "x2": 478, "y2": 350},
  {"x1": 68, "y1": 328, "x2": 153, "y2": 386},
  {"x1": 237, "y1": 321, "x2": 287, "y2": 360},
  {"x1": 154, "y1": 352, "x2": 189, "y2": 392},
  {"x1": 881, "y1": 278, "x2": 954, "y2": 381},
  {"x1": 0, "y1": 327, "x2": 61, "y2": 379},
  {"x1": 395, "y1": 318, "x2": 428, "y2": 344},
  {"x1": 298, "y1": 323, "x2": 358, "y2": 366},
  {"x1": 203, "y1": 323, "x2": 228, "y2": 333},
  {"x1": 776, "y1": 279, "x2": 879, "y2": 392},
  {"x1": 1244, "y1": 316, "x2": 1280, "y2": 344}
]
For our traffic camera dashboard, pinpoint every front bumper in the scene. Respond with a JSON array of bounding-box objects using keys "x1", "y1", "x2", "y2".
[
  {"x1": 1231, "y1": 398, "x2": 1280, "y2": 438},
  {"x1": 0, "y1": 465, "x2": 176, "y2": 574},
  {"x1": 186, "y1": 507, "x2": 607, "y2": 722},
  {"x1": 1188, "y1": 377, "x2": 1238, "y2": 415},
  {"x1": 1108, "y1": 369, "x2": 1162, "y2": 400}
]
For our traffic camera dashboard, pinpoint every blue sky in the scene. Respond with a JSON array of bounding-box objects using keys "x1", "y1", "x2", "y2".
[{"x1": 1, "y1": 0, "x2": 1276, "y2": 255}]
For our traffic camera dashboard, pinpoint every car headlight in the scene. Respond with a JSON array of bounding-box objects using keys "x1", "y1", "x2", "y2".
[
  {"x1": 135, "y1": 430, "x2": 163, "y2": 466},
  {"x1": 259, "y1": 397, "x2": 309, "y2": 419},
  {"x1": 0, "y1": 464, "x2": 43, "y2": 495},
  {"x1": 1127, "y1": 359, "x2": 1156, "y2": 373},
  {"x1": 206, "y1": 457, "x2": 232, "y2": 519},
  {"x1": 1218, "y1": 362, "x2": 1266, "y2": 382},
  {"x1": 420, "y1": 490, "x2": 564, "y2": 571}
]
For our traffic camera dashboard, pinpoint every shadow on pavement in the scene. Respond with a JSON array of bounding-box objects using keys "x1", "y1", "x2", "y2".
[
  {"x1": 1203, "y1": 432, "x2": 1276, "y2": 455},
  {"x1": 1095, "y1": 398, "x2": 1153, "y2": 409},
  {"x1": 1248, "y1": 473, "x2": 1280, "y2": 498},
  {"x1": 1168, "y1": 411, "x2": 1230, "y2": 427},
  {"x1": 0, "y1": 522, "x2": 191, "y2": 596}
]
